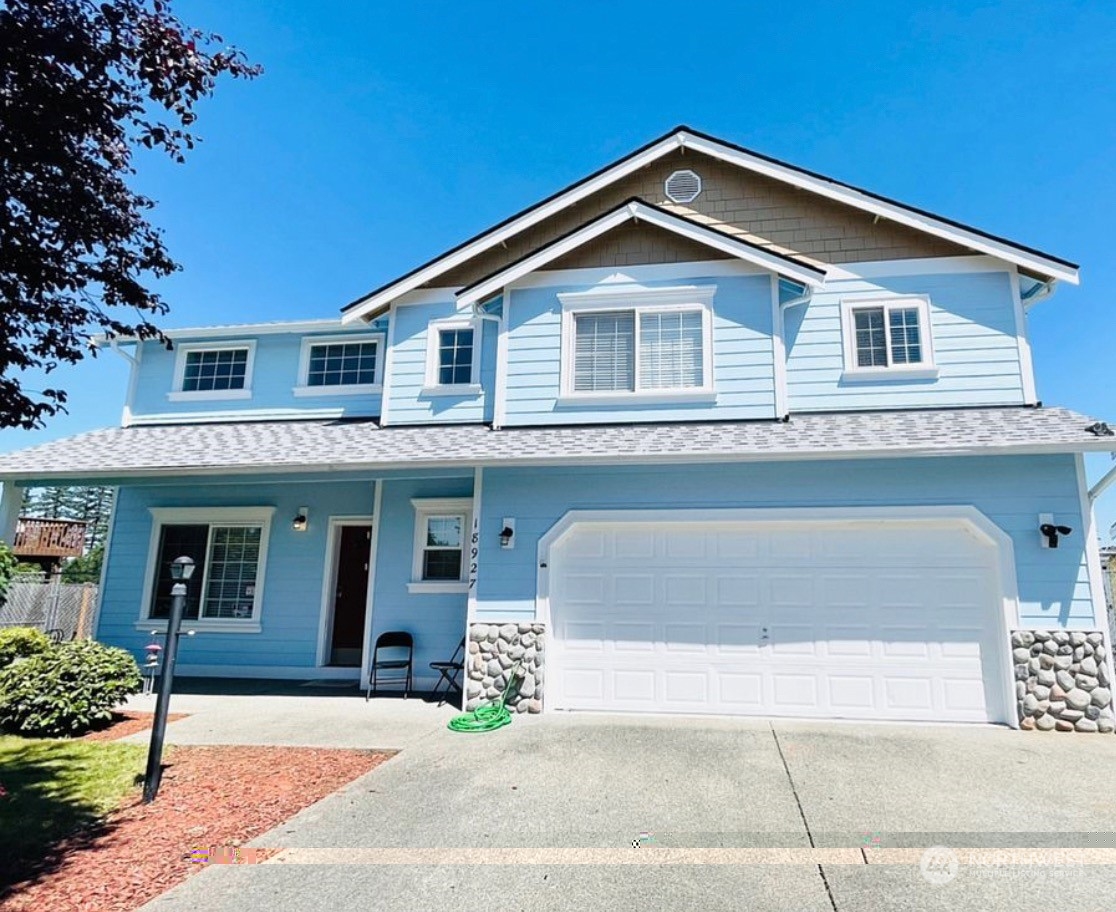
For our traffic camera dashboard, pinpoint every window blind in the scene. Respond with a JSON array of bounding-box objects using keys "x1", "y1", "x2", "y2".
[
  {"x1": 573, "y1": 312, "x2": 635, "y2": 392},
  {"x1": 639, "y1": 310, "x2": 704, "y2": 389}
]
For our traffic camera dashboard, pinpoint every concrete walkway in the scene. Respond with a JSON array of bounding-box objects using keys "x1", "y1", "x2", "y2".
[{"x1": 133, "y1": 692, "x2": 1116, "y2": 912}]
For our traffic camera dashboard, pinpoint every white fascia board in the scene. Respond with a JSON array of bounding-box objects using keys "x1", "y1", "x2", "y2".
[
  {"x1": 457, "y1": 202, "x2": 825, "y2": 307},
  {"x1": 96, "y1": 319, "x2": 358, "y2": 346},
  {"x1": 680, "y1": 135, "x2": 1080, "y2": 285}
]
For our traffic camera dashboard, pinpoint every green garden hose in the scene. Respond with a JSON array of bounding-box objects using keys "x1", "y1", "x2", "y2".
[{"x1": 448, "y1": 664, "x2": 523, "y2": 733}]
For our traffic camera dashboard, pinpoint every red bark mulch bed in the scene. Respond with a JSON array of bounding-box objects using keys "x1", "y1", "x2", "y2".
[
  {"x1": 2, "y1": 745, "x2": 392, "y2": 912},
  {"x1": 80, "y1": 711, "x2": 190, "y2": 742}
]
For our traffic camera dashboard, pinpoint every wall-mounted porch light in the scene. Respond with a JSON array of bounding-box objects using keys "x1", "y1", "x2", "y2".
[
  {"x1": 1038, "y1": 513, "x2": 1072, "y2": 549},
  {"x1": 499, "y1": 518, "x2": 516, "y2": 549},
  {"x1": 292, "y1": 507, "x2": 309, "y2": 532}
]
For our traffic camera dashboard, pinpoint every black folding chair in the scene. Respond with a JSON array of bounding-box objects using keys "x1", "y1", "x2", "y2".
[
  {"x1": 366, "y1": 631, "x2": 414, "y2": 700},
  {"x1": 429, "y1": 638, "x2": 465, "y2": 705}
]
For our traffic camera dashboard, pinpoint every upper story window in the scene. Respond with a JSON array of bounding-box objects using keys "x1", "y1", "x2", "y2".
[
  {"x1": 558, "y1": 285, "x2": 715, "y2": 403},
  {"x1": 169, "y1": 341, "x2": 256, "y2": 401},
  {"x1": 294, "y1": 334, "x2": 384, "y2": 397},
  {"x1": 408, "y1": 498, "x2": 473, "y2": 593},
  {"x1": 424, "y1": 318, "x2": 481, "y2": 395},
  {"x1": 840, "y1": 296, "x2": 938, "y2": 381}
]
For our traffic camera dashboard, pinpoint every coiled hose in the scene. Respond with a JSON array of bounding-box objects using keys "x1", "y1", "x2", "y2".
[{"x1": 448, "y1": 664, "x2": 523, "y2": 733}]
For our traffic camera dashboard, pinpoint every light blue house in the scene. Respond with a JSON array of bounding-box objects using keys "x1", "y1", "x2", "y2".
[{"x1": 1, "y1": 126, "x2": 1113, "y2": 732}]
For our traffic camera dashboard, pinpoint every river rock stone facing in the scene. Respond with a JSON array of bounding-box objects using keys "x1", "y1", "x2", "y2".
[
  {"x1": 467, "y1": 623, "x2": 545, "y2": 712},
  {"x1": 1012, "y1": 630, "x2": 1114, "y2": 733}
]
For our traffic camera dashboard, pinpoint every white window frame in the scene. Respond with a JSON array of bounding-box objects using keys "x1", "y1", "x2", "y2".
[
  {"x1": 840, "y1": 295, "x2": 939, "y2": 381},
  {"x1": 423, "y1": 317, "x2": 482, "y2": 395},
  {"x1": 557, "y1": 285, "x2": 716, "y2": 405},
  {"x1": 408, "y1": 498, "x2": 472, "y2": 593},
  {"x1": 293, "y1": 333, "x2": 385, "y2": 397},
  {"x1": 168, "y1": 340, "x2": 257, "y2": 401},
  {"x1": 136, "y1": 507, "x2": 275, "y2": 633}
]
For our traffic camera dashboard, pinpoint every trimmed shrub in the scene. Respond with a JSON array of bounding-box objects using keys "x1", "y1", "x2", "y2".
[
  {"x1": 0, "y1": 639, "x2": 142, "y2": 737},
  {"x1": 0, "y1": 626, "x2": 52, "y2": 669}
]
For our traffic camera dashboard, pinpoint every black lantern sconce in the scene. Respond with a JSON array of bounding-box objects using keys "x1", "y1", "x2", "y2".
[
  {"x1": 499, "y1": 518, "x2": 516, "y2": 550},
  {"x1": 292, "y1": 507, "x2": 309, "y2": 532}
]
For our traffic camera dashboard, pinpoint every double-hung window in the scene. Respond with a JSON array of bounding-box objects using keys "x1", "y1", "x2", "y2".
[
  {"x1": 294, "y1": 334, "x2": 384, "y2": 396},
  {"x1": 559, "y1": 286, "x2": 715, "y2": 401},
  {"x1": 424, "y1": 319, "x2": 481, "y2": 393},
  {"x1": 142, "y1": 507, "x2": 274, "y2": 630},
  {"x1": 840, "y1": 296, "x2": 937, "y2": 380},
  {"x1": 169, "y1": 341, "x2": 256, "y2": 401},
  {"x1": 409, "y1": 498, "x2": 473, "y2": 593}
]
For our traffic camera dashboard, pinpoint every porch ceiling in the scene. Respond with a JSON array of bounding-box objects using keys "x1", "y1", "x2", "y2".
[{"x1": 0, "y1": 407, "x2": 1110, "y2": 482}]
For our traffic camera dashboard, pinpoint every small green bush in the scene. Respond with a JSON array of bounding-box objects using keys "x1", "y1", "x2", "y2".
[
  {"x1": 0, "y1": 626, "x2": 52, "y2": 668},
  {"x1": 0, "y1": 639, "x2": 142, "y2": 737}
]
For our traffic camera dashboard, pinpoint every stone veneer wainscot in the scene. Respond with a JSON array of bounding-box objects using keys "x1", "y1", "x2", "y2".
[
  {"x1": 1013, "y1": 630, "x2": 1114, "y2": 732},
  {"x1": 467, "y1": 623, "x2": 545, "y2": 713}
]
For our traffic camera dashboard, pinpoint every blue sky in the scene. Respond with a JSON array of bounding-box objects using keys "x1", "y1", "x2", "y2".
[{"x1": 3, "y1": 1, "x2": 1115, "y2": 532}]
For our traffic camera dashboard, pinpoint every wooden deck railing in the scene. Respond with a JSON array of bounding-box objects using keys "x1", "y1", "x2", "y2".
[{"x1": 13, "y1": 517, "x2": 88, "y2": 558}]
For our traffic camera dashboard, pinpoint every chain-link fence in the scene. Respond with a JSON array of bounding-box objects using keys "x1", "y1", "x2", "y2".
[{"x1": 0, "y1": 574, "x2": 98, "y2": 641}]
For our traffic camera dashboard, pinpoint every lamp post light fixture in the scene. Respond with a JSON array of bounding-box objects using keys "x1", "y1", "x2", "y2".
[{"x1": 143, "y1": 555, "x2": 195, "y2": 803}]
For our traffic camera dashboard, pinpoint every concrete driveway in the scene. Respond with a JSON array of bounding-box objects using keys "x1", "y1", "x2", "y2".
[{"x1": 135, "y1": 695, "x2": 1116, "y2": 912}]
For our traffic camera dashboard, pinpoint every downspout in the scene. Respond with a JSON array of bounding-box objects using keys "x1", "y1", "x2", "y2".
[
  {"x1": 779, "y1": 288, "x2": 813, "y2": 312},
  {"x1": 472, "y1": 297, "x2": 504, "y2": 430},
  {"x1": 1089, "y1": 460, "x2": 1116, "y2": 503}
]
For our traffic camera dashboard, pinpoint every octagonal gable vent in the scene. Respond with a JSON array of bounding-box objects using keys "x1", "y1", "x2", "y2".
[{"x1": 664, "y1": 169, "x2": 702, "y2": 203}]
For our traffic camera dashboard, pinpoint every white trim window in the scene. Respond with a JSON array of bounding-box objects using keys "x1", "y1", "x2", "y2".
[
  {"x1": 294, "y1": 333, "x2": 384, "y2": 397},
  {"x1": 409, "y1": 498, "x2": 472, "y2": 593},
  {"x1": 168, "y1": 340, "x2": 256, "y2": 401},
  {"x1": 139, "y1": 507, "x2": 274, "y2": 631},
  {"x1": 840, "y1": 296, "x2": 938, "y2": 381},
  {"x1": 423, "y1": 318, "x2": 482, "y2": 394},
  {"x1": 558, "y1": 285, "x2": 716, "y2": 404}
]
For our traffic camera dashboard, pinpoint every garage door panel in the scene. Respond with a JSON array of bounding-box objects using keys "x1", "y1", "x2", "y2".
[
  {"x1": 715, "y1": 575, "x2": 761, "y2": 605},
  {"x1": 772, "y1": 673, "x2": 818, "y2": 708},
  {"x1": 826, "y1": 675, "x2": 876, "y2": 711},
  {"x1": 550, "y1": 519, "x2": 1004, "y2": 724},
  {"x1": 613, "y1": 670, "x2": 656, "y2": 702},
  {"x1": 718, "y1": 672, "x2": 764, "y2": 708},
  {"x1": 611, "y1": 622, "x2": 656, "y2": 651},
  {"x1": 613, "y1": 575, "x2": 655, "y2": 605},
  {"x1": 663, "y1": 623, "x2": 708, "y2": 651},
  {"x1": 664, "y1": 671, "x2": 708, "y2": 704},
  {"x1": 713, "y1": 623, "x2": 763, "y2": 653},
  {"x1": 663, "y1": 575, "x2": 708, "y2": 605}
]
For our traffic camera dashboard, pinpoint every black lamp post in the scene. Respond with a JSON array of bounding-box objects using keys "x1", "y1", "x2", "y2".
[{"x1": 143, "y1": 555, "x2": 195, "y2": 803}]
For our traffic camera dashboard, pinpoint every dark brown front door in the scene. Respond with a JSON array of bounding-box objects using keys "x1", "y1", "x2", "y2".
[{"x1": 330, "y1": 525, "x2": 371, "y2": 666}]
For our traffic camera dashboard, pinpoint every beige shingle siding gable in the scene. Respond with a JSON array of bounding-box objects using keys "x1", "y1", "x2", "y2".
[
  {"x1": 435, "y1": 149, "x2": 967, "y2": 287},
  {"x1": 545, "y1": 222, "x2": 734, "y2": 271}
]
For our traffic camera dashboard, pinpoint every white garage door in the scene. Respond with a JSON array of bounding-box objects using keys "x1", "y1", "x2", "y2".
[{"x1": 548, "y1": 518, "x2": 1006, "y2": 723}]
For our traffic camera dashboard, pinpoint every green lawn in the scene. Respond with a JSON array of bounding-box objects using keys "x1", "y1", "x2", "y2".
[{"x1": 0, "y1": 735, "x2": 146, "y2": 889}]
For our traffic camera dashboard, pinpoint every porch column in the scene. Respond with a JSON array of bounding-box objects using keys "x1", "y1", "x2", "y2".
[{"x1": 0, "y1": 480, "x2": 21, "y2": 548}]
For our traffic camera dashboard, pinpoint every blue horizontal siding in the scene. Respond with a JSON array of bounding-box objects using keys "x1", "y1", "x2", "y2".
[
  {"x1": 97, "y1": 472, "x2": 475, "y2": 681},
  {"x1": 502, "y1": 272, "x2": 777, "y2": 425},
  {"x1": 786, "y1": 270, "x2": 1026, "y2": 411},
  {"x1": 474, "y1": 454, "x2": 1094, "y2": 629},
  {"x1": 385, "y1": 301, "x2": 496, "y2": 425},
  {"x1": 98, "y1": 477, "x2": 379, "y2": 671},
  {"x1": 130, "y1": 328, "x2": 385, "y2": 421}
]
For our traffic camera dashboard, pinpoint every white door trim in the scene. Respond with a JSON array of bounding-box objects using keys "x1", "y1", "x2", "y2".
[
  {"x1": 536, "y1": 505, "x2": 1020, "y2": 726},
  {"x1": 315, "y1": 514, "x2": 375, "y2": 668}
]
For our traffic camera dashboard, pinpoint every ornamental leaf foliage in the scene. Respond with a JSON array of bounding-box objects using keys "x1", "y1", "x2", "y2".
[{"x1": 0, "y1": 0, "x2": 260, "y2": 429}]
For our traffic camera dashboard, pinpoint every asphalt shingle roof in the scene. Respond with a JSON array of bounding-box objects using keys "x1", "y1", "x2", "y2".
[{"x1": 0, "y1": 407, "x2": 1110, "y2": 481}]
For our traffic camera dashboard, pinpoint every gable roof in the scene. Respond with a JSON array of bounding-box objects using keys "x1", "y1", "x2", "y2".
[
  {"x1": 456, "y1": 199, "x2": 827, "y2": 307},
  {"x1": 342, "y1": 126, "x2": 1079, "y2": 322}
]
